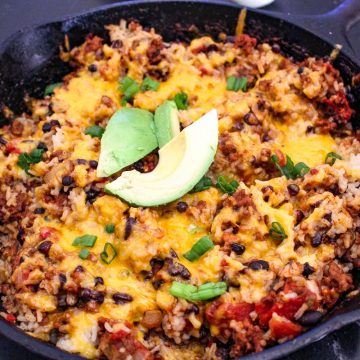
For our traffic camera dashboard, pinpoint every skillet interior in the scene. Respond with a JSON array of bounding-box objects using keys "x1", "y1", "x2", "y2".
[{"x1": 0, "y1": 1, "x2": 360, "y2": 359}]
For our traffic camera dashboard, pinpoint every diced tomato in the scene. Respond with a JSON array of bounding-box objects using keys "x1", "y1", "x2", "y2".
[
  {"x1": 5, "y1": 142, "x2": 21, "y2": 154},
  {"x1": 225, "y1": 303, "x2": 254, "y2": 322},
  {"x1": 39, "y1": 227, "x2": 54, "y2": 240},
  {"x1": 255, "y1": 297, "x2": 274, "y2": 327},
  {"x1": 272, "y1": 296, "x2": 305, "y2": 321},
  {"x1": 269, "y1": 314, "x2": 302, "y2": 339},
  {"x1": 206, "y1": 301, "x2": 254, "y2": 325},
  {"x1": 6, "y1": 314, "x2": 16, "y2": 323},
  {"x1": 110, "y1": 330, "x2": 129, "y2": 341},
  {"x1": 321, "y1": 91, "x2": 354, "y2": 123}
]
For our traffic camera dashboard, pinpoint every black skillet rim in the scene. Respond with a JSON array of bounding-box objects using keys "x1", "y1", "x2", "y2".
[{"x1": 0, "y1": 1, "x2": 360, "y2": 359}]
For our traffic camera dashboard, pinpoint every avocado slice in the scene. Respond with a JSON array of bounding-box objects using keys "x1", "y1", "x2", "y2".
[
  {"x1": 105, "y1": 110, "x2": 218, "y2": 206},
  {"x1": 97, "y1": 108, "x2": 158, "y2": 177},
  {"x1": 154, "y1": 100, "x2": 180, "y2": 148}
]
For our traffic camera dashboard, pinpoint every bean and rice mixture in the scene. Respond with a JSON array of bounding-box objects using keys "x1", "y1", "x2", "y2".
[{"x1": 0, "y1": 19, "x2": 360, "y2": 360}]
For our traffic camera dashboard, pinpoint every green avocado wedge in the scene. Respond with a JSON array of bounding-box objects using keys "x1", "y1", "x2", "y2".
[
  {"x1": 105, "y1": 110, "x2": 218, "y2": 206},
  {"x1": 97, "y1": 108, "x2": 158, "y2": 178},
  {"x1": 154, "y1": 100, "x2": 180, "y2": 148}
]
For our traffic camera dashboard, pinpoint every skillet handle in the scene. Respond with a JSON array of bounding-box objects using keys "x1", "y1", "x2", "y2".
[{"x1": 275, "y1": 0, "x2": 360, "y2": 59}]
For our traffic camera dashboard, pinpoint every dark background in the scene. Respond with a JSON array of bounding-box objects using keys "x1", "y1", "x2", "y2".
[{"x1": 0, "y1": 0, "x2": 360, "y2": 359}]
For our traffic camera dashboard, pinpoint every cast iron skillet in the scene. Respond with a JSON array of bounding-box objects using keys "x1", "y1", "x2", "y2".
[{"x1": 1, "y1": 1, "x2": 360, "y2": 359}]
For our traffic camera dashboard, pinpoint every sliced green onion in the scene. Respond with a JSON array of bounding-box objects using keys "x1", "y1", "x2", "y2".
[
  {"x1": 325, "y1": 152, "x2": 342, "y2": 166},
  {"x1": 79, "y1": 249, "x2": 90, "y2": 259},
  {"x1": 226, "y1": 76, "x2": 247, "y2": 92},
  {"x1": 216, "y1": 176, "x2": 239, "y2": 195},
  {"x1": 85, "y1": 125, "x2": 105, "y2": 138},
  {"x1": 269, "y1": 222, "x2": 287, "y2": 242},
  {"x1": 169, "y1": 281, "x2": 227, "y2": 301},
  {"x1": 191, "y1": 176, "x2": 212, "y2": 193},
  {"x1": 105, "y1": 224, "x2": 115, "y2": 234},
  {"x1": 44, "y1": 82, "x2": 63, "y2": 97},
  {"x1": 72, "y1": 234, "x2": 97, "y2": 247},
  {"x1": 271, "y1": 154, "x2": 310, "y2": 179},
  {"x1": 17, "y1": 148, "x2": 45, "y2": 176},
  {"x1": 100, "y1": 242, "x2": 117, "y2": 264},
  {"x1": 183, "y1": 236, "x2": 214, "y2": 262},
  {"x1": 173, "y1": 92, "x2": 189, "y2": 110},
  {"x1": 119, "y1": 76, "x2": 140, "y2": 105},
  {"x1": 140, "y1": 77, "x2": 160, "y2": 92}
]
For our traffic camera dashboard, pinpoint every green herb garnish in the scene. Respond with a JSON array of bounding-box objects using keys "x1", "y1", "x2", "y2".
[
  {"x1": 17, "y1": 148, "x2": 45, "y2": 176},
  {"x1": 119, "y1": 76, "x2": 140, "y2": 105},
  {"x1": 72, "y1": 234, "x2": 97, "y2": 247},
  {"x1": 173, "y1": 92, "x2": 189, "y2": 110},
  {"x1": 226, "y1": 76, "x2": 247, "y2": 92},
  {"x1": 325, "y1": 152, "x2": 342, "y2": 166},
  {"x1": 85, "y1": 125, "x2": 105, "y2": 138},
  {"x1": 183, "y1": 236, "x2": 214, "y2": 262},
  {"x1": 271, "y1": 154, "x2": 310, "y2": 179},
  {"x1": 216, "y1": 176, "x2": 239, "y2": 195},
  {"x1": 269, "y1": 222, "x2": 287, "y2": 242},
  {"x1": 100, "y1": 242, "x2": 117, "y2": 264},
  {"x1": 141, "y1": 77, "x2": 160, "y2": 92},
  {"x1": 105, "y1": 224, "x2": 115, "y2": 234},
  {"x1": 191, "y1": 176, "x2": 212, "y2": 193},
  {"x1": 170, "y1": 281, "x2": 227, "y2": 301},
  {"x1": 44, "y1": 82, "x2": 63, "y2": 97},
  {"x1": 79, "y1": 249, "x2": 90, "y2": 260}
]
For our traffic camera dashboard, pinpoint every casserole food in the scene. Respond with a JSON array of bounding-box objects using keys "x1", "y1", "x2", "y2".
[{"x1": 0, "y1": 1, "x2": 360, "y2": 360}]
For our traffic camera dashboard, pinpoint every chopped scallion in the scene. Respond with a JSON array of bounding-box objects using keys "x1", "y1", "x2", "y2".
[
  {"x1": 325, "y1": 152, "x2": 342, "y2": 166},
  {"x1": 119, "y1": 76, "x2": 140, "y2": 105},
  {"x1": 72, "y1": 234, "x2": 97, "y2": 247},
  {"x1": 226, "y1": 76, "x2": 247, "y2": 92},
  {"x1": 269, "y1": 222, "x2": 287, "y2": 242},
  {"x1": 191, "y1": 176, "x2": 212, "y2": 193},
  {"x1": 183, "y1": 236, "x2": 214, "y2": 262},
  {"x1": 85, "y1": 125, "x2": 105, "y2": 138},
  {"x1": 79, "y1": 249, "x2": 90, "y2": 259},
  {"x1": 140, "y1": 77, "x2": 160, "y2": 92},
  {"x1": 169, "y1": 281, "x2": 227, "y2": 301},
  {"x1": 216, "y1": 176, "x2": 239, "y2": 195},
  {"x1": 44, "y1": 82, "x2": 63, "y2": 97},
  {"x1": 105, "y1": 224, "x2": 115, "y2": 234},
  {"x1": 100, "y1": 242, "x2": 117, "y2": 264},
  {"x1": 271, "y1": 154, "x2": 310, "y2": 179},
  {"x1": 173, "y1": 92, "x2": 189, "y2": 110},
  {"x1": 17, "y1": 148, "x2": 45, "y2": 176}
]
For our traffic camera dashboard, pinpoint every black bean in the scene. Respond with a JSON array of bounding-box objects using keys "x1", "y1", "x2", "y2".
[
  {"x1": 94, "y1": 276, "x2": 104, "y2": 286},
  {"x1": 295, "y1": 210, "x2": 305, "y2": 225},
  {"x1": 306, "y1": 126, "x2": 315, "y2": 134},
  {"x1": 0, "y1": 136, "x2": 7, "y2": 145},
  {"x1": 287, "y1": 184, "x2": 300, "y2": 196},
  {"x1": 272, "y1": 44, "x2": 281, "y2": 53},
  {"x1": 261, "y1": 185, "x2": 274, "y2": 194},
  {"x1": 89, "y1": 160, "x2": 98, "y2": 169},
  {"x1": 49, "y1": 328, "x2": 59, "y2": 345},
  {"x1": 262, "y1": 132, "x2": 271, "y2": 142},
  {"x1": 133, "y1": 159, "x2": 144, "y2": 172},
  {"x1": 176, "y1": 201, "x2": 188, "y2": 213},
  {"x1": 185, "y1": 304, "x2": 199, "y2": 314},
  {"x1": 167, "y1": 262, "x2": 191, "y2": 279},
  {"x1": 50, "y1": 119, "x2": 61, "y2": 128},
  {"x1": 231, "y1": 243, "x2": 245, "y2": 255},
  {"x1": 37, "y1": 142, "x2": 48, "y2": 151},
  {"x1": 111, "y1": 39, "x2": 123, "y2": 48},
  {"x1": 74, "y1": 265, "x2": 84, "y2": 273},
  {"x1": 323, "y1": 212, "x2": 332, "y2": 222},
  {"x1": 311, "y1": 233, "x2": 322, "y2": 248},
  {"x1": 152, "y1": 279, "x2": 164, "y2": 289},
  {"x1": 38, "y1": 241, "x2": 53, "y2": 256},
  {"x1": 86, "y1": 188, "x2": 100, "y2": 204},
  {"x1": 77, "y1": 159, "x2": 87, "y2": 165},
  {"x1": 59, "y1": 273, "x2": 67, "y2": 286},
  {"x1": 302, "y1": 262, "x2": 315, "y2": 278},
  {"x1": 150, "y1": 257, "x2": 164, "y2": 274},
  {"x1": 297, "y1": 66, "x2": 305, "y2": 74},
  {"x1": 248, "y1": 260, "x2": 269, "y2": 270},
  {"x1": 42, "y1": 122, "x2": 52, "y2": 133},
  {"x1": 169, "y1": 248, "x2": 178, "y2": 258},
  {"x1": 17, "y1": 227, "x2": 25, "y2": 244},
  {"x1": 244, "y1": 112, "x2": 259, "y2": 126},
  {"x1": 58, "y1": 294, "x2": 67, "y2": 307},
  {"x1": 34, "y1": 207, "x2": 45, "y2": 214},
  {"x1": 231, "y1": 121, "x2": 244, "y2": 132},
  {"x1": 88, "y1": 64, "x2": 97, "y2": 72},
  {"x1": 125, "y1": 217, "x2": 136, "y2": 240},
  {"x1": 298, "y1": 310, "x2": 322, "y2": 326},
  {"x1": 62, "y1": 176, "x2": 74, "y2": 186},
  {"x1": 79, "y1": 288, "x2": 104, "y2": 304},
  {"x1": 113, "y1": 292, "x2": 133, "y2": 304}
]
